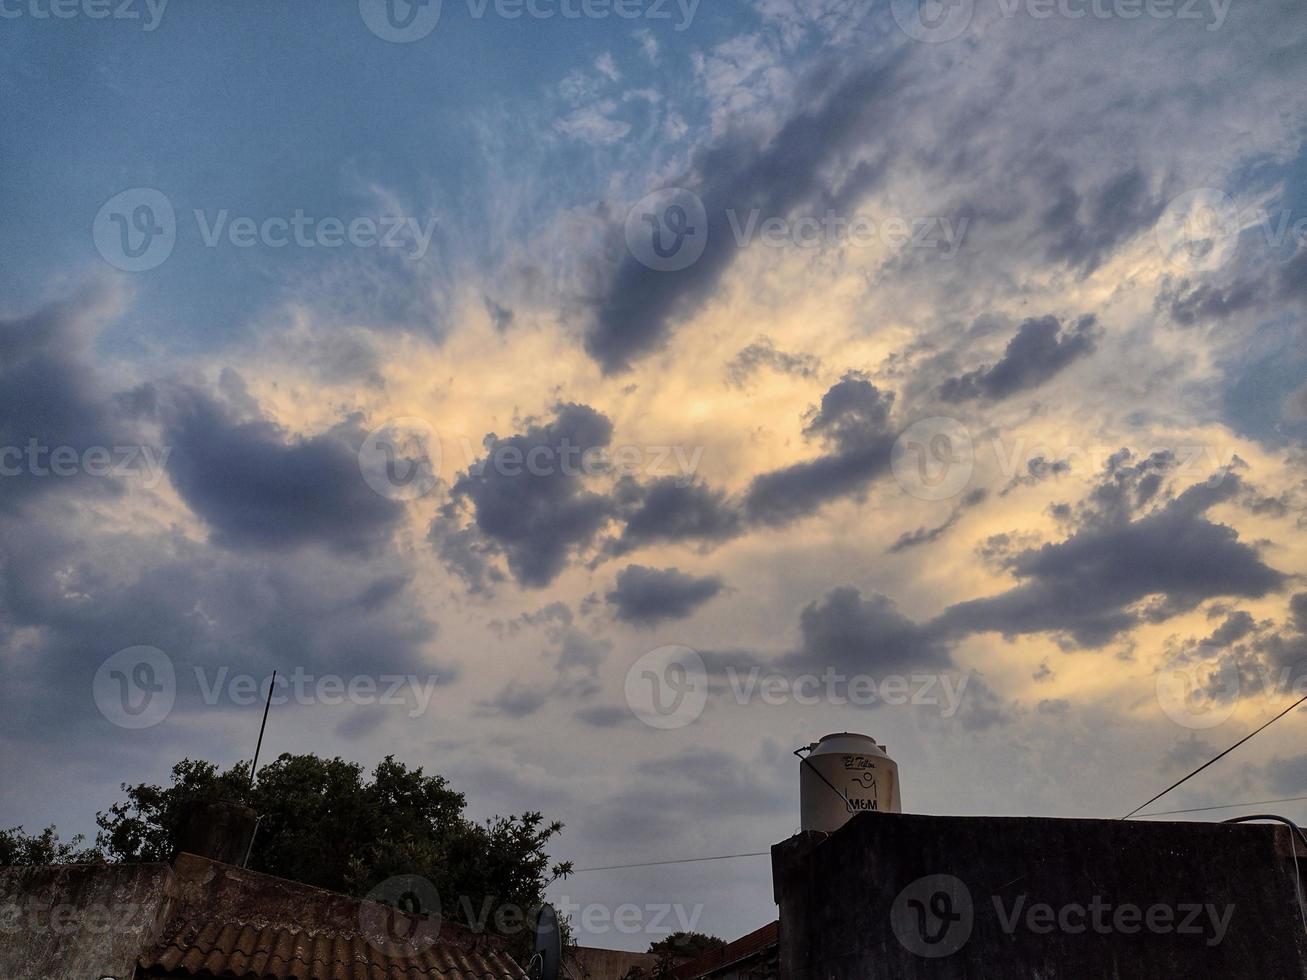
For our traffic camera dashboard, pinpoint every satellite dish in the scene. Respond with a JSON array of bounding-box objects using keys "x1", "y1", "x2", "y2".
[{"x1": 530, "y1": 904, "x2": 561, "y2": 980}]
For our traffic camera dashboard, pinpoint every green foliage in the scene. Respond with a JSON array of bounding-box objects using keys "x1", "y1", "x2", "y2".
[
  {"x1": 93, "y1": 753, "x2": 572, "y2": 956},
  {"x1": 621, "y1": 932, "x2": 728, "y2": 980},
  {"x1": 0, "y1": 825, "x2": 102, "y2": 866}
]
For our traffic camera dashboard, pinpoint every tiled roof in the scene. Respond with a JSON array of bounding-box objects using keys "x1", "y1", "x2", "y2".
[
  {"x1": 141, "y1": 917, "x2": 525, "y2": 980},
  {"x1": 136, "y1": 853, "x2": 526, "y2": 980},
  {"x1": 671, "y1": 921, "x2": 779, "y2": 980}
]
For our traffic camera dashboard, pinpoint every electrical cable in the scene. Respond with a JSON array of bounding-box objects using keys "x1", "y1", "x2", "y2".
[
  {"x1": 1133, "y1": 795, "x2": 1307, "y2": 818},
  {"x1": 571, "y1": 852, "x2": 772, "y2": 873},
  {"x1": 1222, "y1": 814, "x2": 1307, "y2": 933},
  {"x1": 1122, "y1": 692, "x2": 1307, "y2": 820}
]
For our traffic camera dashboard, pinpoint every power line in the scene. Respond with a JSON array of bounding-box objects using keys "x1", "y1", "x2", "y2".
[
  {"x1": 1133, "y1": 795, "x2": 1307, "y2": 818},
  {"x1": 1122, "y1": 693, "x2": 1307, "y2": 820},
  {"x1": 571, "y1": 851, "x2": 771, "y2": 873},
  {"x1": 571, "y1": 792, "x2": 1307, "y2": 872}
]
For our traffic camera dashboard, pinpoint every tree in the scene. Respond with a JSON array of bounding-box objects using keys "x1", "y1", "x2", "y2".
[
  {"x1": 91, "y1": 753, "x2": 572, "y2": 957},
  {"x1": 621, "y1": 932, "x2": 728, "y2": 980},
  {"x1": 0, "y1": 825, "x2": 101, "y2": 866}
]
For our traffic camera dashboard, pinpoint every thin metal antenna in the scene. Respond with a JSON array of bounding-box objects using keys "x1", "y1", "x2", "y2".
[{"x1": 248, "y1": 669, "x2": 277, "y2": 788}]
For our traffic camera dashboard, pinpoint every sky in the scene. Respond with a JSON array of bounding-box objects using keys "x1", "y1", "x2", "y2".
[{"x1": 2, "y1": 0, "x2": 1307, "y2": 952}]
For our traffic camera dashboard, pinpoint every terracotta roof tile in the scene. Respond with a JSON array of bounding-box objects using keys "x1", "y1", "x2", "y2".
[
  {"x1": 140, "y1": 915, "x2": 527, "y2": 980},
  {"x1": 136, "y1": 854, "x2": 526, "y2": 980},
  {"x1": 671, "y1": 921, "x2": 778, "y2": 980}
]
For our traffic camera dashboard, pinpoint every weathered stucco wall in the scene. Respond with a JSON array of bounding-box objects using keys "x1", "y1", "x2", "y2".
[
  {"x1": 772, "y1": 813, "x2": 1307, "y2": 980},
  {"x1": 0, "y1": 861, "x2": 172, "y2": 980}
]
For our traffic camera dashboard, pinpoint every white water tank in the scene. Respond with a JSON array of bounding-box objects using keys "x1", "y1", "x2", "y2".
[{"x1": 799, "y1": 732, "x2": 901, "y2": 833}]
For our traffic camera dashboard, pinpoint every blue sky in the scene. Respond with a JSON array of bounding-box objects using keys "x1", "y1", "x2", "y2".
[{"x1": 3, "y1": 0, "x2": 1307, "y2": 951}]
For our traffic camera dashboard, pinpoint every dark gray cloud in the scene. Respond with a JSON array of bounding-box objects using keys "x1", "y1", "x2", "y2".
[
  {"x1": 743, "y1": 373, "x2": 896, "y2": 527},
  {"x1": 608, "y1": 477, "x2": 744, "y2": 555},
  {"x1": 482, "y1": 624, "x2": 611, "y2": 717},
  {"x1": 162, "y1": 382, "x2": 404, "y2": 555},
  {"x1": 441, "y1": 403, "x2": 617, "y2": 588},
  {"x1": 1160, "y1": 276, "x2": 1264, "y2": 326},
  {"x1": 0, "y1": 511, "x2": 444, "y2": 747},
  {"x1": 428, "y1": 518, "x2": 507, "y2": 597},
  {"x1": 888, "y1": 488, "x2": 987, "y2": 554},
  {"x1": 1265, "y1": 755, "x2": 1307, "y2": 795},
  {"x1": 1000, "y1": 456, "x2": 1072, "y2": 497},
  {"x1": 0, "y1": 285, "x2": 135, "y2": 514},
  {"x1": 608, "y1": 373, "x2": 902, "y2": 555},
  {"x1": 935, "y1": 459, "x2": 1286, "y2": 647},
  {"x1": 725, "y1": 336, "x2": 821, "y2": 388},
  {"x1": 939, "y1": 315, "x2": 1100, "y2": 402},
  {"x1": 584, "y1": 55, "x2": 908, "y2": 372},
  {"x1": 1041, "y1": 167, "x2": 1166, "y2": 274},
  {"x1": 782, "y1": 587, "x2": 954, "y2": 675},
  {"x1": 483, "y1": 681, "x2": 550, "y2": 719},
  {"x1": 606, "y1": 565, "x2": 725, "y2": 627},
  {"x1": 575, "y1": 704, "x2": 635, "y2": 729}
]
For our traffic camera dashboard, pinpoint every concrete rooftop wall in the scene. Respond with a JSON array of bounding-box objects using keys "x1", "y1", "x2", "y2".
[
  {"x1": 0, "y1": 861, "x2": 173, "y2": 980},
  {"x1": 773, "y1": 813, "x2": 1307, "y2": 980}
]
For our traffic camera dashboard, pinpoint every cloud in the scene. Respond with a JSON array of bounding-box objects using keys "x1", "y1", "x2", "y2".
[
  {"x1": 1160, "y1": 276, "x2": 1264, "y2": 327},
  {"x1": 939, "y1": 315, "x2": 1100, "y2": 402},
  {"x1": 781, "y1": 587, "x2": 954, "y2": 675},
  {"x1": 743, "y1": 373, "x2": 896, "y2": 527},
  {"x1": 888, "y1": 488, "x2": 987, "y2": 554},
  {"x1": 606, "y1": 565, "x2": 725, "y2": 626},
  {"x1": 440, "y1": 404, "x2": 617, "y2": 588},
  {"x1": 482, "y1": 623, "x2": 612, "y2": 717},
  {"x1": 162, "y1": 379, "x2": 405, "y2": 555},
  {"x1": 1000, "y1": 456, "x2": 1071, "y2": 497},
  {"x1": 935, "y1": 460, "x2": 1286, "y2": 647},
  {"x1": 725, "y1": 336, "x2": 821, "y2": 388},
  {"x1": 1265, "y1": 755, "x2": 1307, "y2": 795},
  {"x1": 584, "y1": 54, "x2": 908, "y2": 372},
  {"x1": 0, "y1": 283, "x2": 134, "y2": 514},
  {"x1": 608, "y1": 477, "x2": 745, "y2": 555},
  {"x1": 576, "y1": 704, "x2": 635, "y2": 728},
  {"x1": 1040, "y1": 167, "x2": 1166, "y2": 274}
]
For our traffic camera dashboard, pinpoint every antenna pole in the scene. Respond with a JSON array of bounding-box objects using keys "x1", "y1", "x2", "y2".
[{"x1": 249, "y1": 669, "x2": 277, "y2": 788}]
